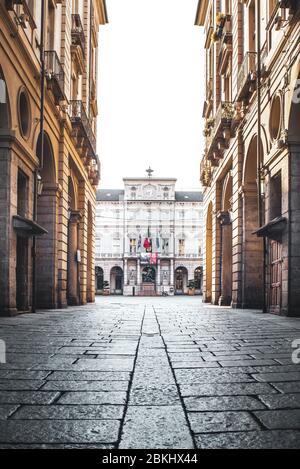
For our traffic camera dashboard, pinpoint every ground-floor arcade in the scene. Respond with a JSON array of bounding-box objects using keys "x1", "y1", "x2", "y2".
[{"x1": 95, "y1": 258, "x2": 203, "y2": 296}]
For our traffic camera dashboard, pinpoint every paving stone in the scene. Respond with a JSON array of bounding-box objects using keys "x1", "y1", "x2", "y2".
[
  {"x1": 219, "y1": 359, "x2": 278, "y2": 367},
  {"x1": 0, "y1": 371, "x2": 50, "y2": 380},
  {"x1": 0, "y1": 405, "x2": 19, "y2": 420},
  {"x1": 272, "y1": 382, "x2": 300, "y2": 393},
  {"x1": 174, "y1": 369, "x2": 255, "y2": 384},
  {"x1": 42, "y1": 380, "x2": 129, "y2": 392},
  {"x1": 11, "y1": 405, "x2": 124, "y2": 420},
  {"x1": 258, "y1": 393, "x2": 300, "y2": 409},
  {"x1": 0, "y1": 420, "x2": 120, "y2": 444},
  {"x1": 195, "y1": 430, "x2": 300, "y2": 449},
  {"x1": 129, "y1": 385, "x2": 180, "y2": 405},
  {"x1": 0, "y1": 391, "x2": 60, "y2": 405},
  {"x1": 179, "y1": 382, "x2": 278, "y2": 397},
  {"x1": 119, "y1": 406, "x2": 193, "y2": 449},
  {"x1": 171, "y1": 361, "x2": 220, "y2": 369},
  {"x1": 47, "y1": 371, "x2": 131, "y2": 381},
  {"x1": 0, "y1": 380, "x2": 44, "y2": 390},
  {"x1": 252, "y1": 372, "x2": 300, "y2": 382},
  {"x1": 184, "y1": 396, "x2": 266, "y2": 412},
  {"x1": 188, "y1": 411, "x2": 260, "y2": 433},
  {"x1": 57, "y1": 391, "x2": 127, "y2": 405},
  {"x1": 72, "y1": 358, "x2": 135, "y2": 372},
  {"x1": 254, "y1": 409, "x2": 300, "y2": 429}
]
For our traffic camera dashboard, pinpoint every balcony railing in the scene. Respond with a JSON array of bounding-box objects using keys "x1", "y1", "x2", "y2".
[
  {"x1": 237, "y1": 51, "x2": 257, "y2": 101},
  {"x1": 71, "y1": 14, "x2": 85, "y2": 56},
  {"x1": 69, "y1": 100, "x2": 96, "y2": 157},
  {"x1": 219, "y1": 15, "x2": 232, "y2": 49},
  {"x1": 205, "y1": 101, "x2": 234, "y2": 161},
  {"x1": 5, "y1": 0, "x2": 36, "y2": 29},
  {"x1": 44, "y1": 50, "x2": 65, "y2": 103}
]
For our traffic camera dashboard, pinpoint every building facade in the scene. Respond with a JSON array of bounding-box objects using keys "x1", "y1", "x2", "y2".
[
  {"x1": 196, "y1": 0, "x2": 300, "y2": 316},
  {"x1": 0, "y1": 0, "x2": 108, "y2": 315},
  {"x1": 95, "y1": 174, "x2": 203, "y2": 296}
]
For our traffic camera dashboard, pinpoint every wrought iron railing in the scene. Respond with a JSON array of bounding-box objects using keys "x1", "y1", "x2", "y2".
[
  {"x1": 69, "y1": 100, "x2": 96, "y2": 156},
  {"x1": 237, "y1": 51, "x2": 257, "y2": 98},
  {"x1": 44, "y1": 50, "x2": 65, "y2": 96},
  {"x1": 71, "y1": 14, "x2": 85, "y2": 55}
]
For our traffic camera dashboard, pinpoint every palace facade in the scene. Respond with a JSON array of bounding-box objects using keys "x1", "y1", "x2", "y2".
[
  {"x1": 95, "y1": 174, "x2": 203, "y2": 296},
  {"x1": 0, "y1": 0, "x2": 108, "y2": 315},
  {"x1": 196, "y1": 0, "x2": 300, "y2": 315}
]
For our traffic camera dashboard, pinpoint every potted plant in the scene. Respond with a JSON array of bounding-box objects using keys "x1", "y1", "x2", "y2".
[
  {"x1": 187, "y1": 280, "x2": 196, "y2": 296},
  {"x1": 102, "y1": 281, "x2": 110, "y2": 296}
]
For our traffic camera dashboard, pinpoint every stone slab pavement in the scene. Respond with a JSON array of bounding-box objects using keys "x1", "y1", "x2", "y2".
[{"x1": 0, "y1": 296, "x2": 299, "y2": 449}]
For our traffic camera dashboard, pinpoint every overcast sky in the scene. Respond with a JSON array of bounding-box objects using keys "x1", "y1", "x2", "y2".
[{"x1": 97, "y1": 0, "x2": 205, "y2": 190}]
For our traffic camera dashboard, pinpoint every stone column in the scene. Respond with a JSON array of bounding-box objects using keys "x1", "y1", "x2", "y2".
[
  {"x1": 67, "y1": 210, "x2": 81, "y2": 306},
  {"x1": 170, "y1": 259, "x2": 174, "y2": 286},
  {"x1": 124, "y1": 258, "x2": 128, "y2": 285},
  {"x1": 137, "y1": 258, "x2": 141, "y2": 285},
  {"x1": 36, "y1": 183, "x2": 59, "y2": 309},
  {"x1": 156, "y1": 259, "x2": 161, "y2": 286},
  {"x1": 242, "y1": 184, "x2": 263, "y2": 308}
]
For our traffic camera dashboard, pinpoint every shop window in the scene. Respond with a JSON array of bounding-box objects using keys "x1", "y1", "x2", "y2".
[
  {"x1": 270, "y1": 172, "x2": 282, "y2": 220},
  {"x1": 17, "y1": 170, "x2": 28, "y2": 218}
]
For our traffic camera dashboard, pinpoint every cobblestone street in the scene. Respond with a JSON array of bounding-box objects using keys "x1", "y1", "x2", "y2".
[{"x1": 0, "y1": 297, "x2": 300, "y2": 449}]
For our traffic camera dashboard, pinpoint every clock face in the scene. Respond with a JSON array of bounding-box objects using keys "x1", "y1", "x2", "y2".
[{"x1": 144, "y1": 184, "x2": 156, "y2": 198}]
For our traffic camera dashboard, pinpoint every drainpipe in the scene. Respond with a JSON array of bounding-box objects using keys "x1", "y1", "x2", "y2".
[
  {"x1": 32, "y1": 0, "x2": 46, "y2": 313},
  {"x1": 256, "y1": 0, "x2": 267, "y2": 314}
]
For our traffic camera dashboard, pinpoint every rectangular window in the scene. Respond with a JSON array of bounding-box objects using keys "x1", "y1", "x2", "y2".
[
  {"x1": 270, "y1": 172, "x2": 282, "y2": 220},
  {"x1": 162, "y1": 238, "x2": 169, "y2": 254},
  {"x1": 130, "y1": 238, "x2": 137, "y2": 255},
  {"x1": 113, "y1": 238, "x2": 120, "y2": 254},
  {"x1": 179, "y1": 239, "x2": 185, "y2": 256},
  {"x1": 17, "y1": 170, "x2": 28, "y2": 218}
]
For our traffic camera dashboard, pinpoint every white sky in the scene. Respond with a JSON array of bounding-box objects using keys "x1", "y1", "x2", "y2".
[{"x1": 97, "y1": 0, "x2": 205, "y2": 190}]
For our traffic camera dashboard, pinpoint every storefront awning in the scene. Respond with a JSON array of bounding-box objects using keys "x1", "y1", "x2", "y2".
[
  {"x1": 253, "y1": 216, "x2": 287, "y2": 240},
  {"x1": 13, "y1": 215, "x2": 48, "y2": 237}
]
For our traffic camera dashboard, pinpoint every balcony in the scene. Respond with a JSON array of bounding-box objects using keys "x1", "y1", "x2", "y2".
[
  {"x1": 71, "y1": 14, "x2": 85, "y2": 55},
  {"x1": 237, "y1": 52, "x2": 257, "y2": 101},
  {"x1": 71, "y1": 14, "x2": 85, "y2": 74},
  {"x1": 205, "y1": 101, "x2": 234, "y2": 162},
  {"x1": 44, "y1": 50, "x2": 65, "y2": 104},
  {"x1": 218, "y1": 15, "x2": 232, "y2": 74},
  {"x1": 69, "y1": 100, "x2": 96, "y2": 160},
  {"x1": 5, "y1": 0, "x2": 36, "y2": 29}
]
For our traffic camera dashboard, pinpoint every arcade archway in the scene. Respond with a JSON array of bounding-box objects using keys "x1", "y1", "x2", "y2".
[{"x1": 36, "y1": 132, "x2": 58, "y2": 308}]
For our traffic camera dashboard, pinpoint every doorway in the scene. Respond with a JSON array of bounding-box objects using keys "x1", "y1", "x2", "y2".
[
  {"x1": 16, "y1": 236, "x2": 28, "y2": 311},
  {"x1": 175, "y1": 267, "x2": 188, "y2": 295}
]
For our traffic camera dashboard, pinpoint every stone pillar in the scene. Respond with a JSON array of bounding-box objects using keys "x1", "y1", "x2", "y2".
[
  {"x1": 124, "y1": 258, "x2": 128, "y2": 286},
  {"x1": 137, "y1": 258, "x2": 141, "y2": 285},
  {"x1": 242, "y1": 185, "x2": 263, "y2": 308},
  {"x1": 217, "y1": 211, "x2": 232, "y2": 306},
  {"x1": 0, "y1": 140, "x2": 17, "y2": 316},
  {"x1": 36, "y1": 183, "x2": 59, "y2": 309},
  {"x1": 156, "y1": 259, "x2": 161, "y2": 286},
  {"x1": 288, "y1": 144, "x2": 300, "y2": 316},
  {"x1": 170, "y1": 259, "x2": 174, "y2": 286},
  {"x1": 67, "y1": 210, "x2": 81, "y2": 305}
]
